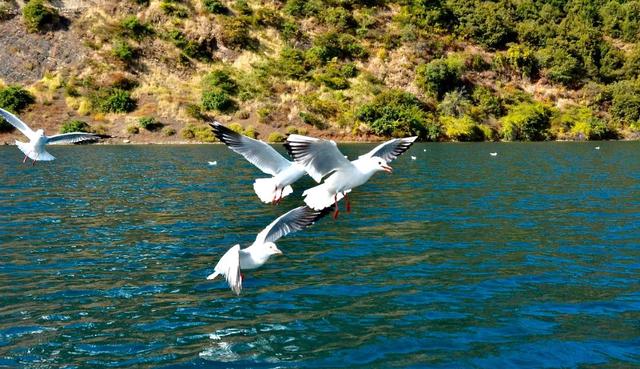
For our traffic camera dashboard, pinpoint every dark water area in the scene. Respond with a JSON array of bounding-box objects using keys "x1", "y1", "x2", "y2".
[{"x1": 1, "y1": 142, "x2": 639, "y2": 368}]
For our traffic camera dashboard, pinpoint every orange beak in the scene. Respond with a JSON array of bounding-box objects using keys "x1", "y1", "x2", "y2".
[{"x1": 382, "y1": 164, "x2": 393, "y2": 173}]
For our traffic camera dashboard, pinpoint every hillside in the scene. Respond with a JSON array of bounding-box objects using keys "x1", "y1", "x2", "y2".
[{"x1": 1, "y1": 0, "x2": 640, "y2": 144}]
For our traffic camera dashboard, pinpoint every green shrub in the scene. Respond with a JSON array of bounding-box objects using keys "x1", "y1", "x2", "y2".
[
  {"x1": 228, "y1": 122, "x2": 243, "y2": 133},
  {"x1": 284, "y1": 0, "x2": 320, "y2": 17},
  {"x1": 162, "y1": 126, "x2": 176, "y2": 136},
  {"x1": 438, "y1": 90, "x2": 471, "y2": 117},
  {"x1": 493, "y1": 44, "x2": 538, "y2": 79},
  {"x1": 112, "y1": 39, "x2": 135, "y2": 62},
  {"x1": 219, "y1": 16, "x2": 254, "y2": 50},
  {"x1": 441, "y1": 115, "x2": 486, "y2": 142},
  {"x1": 202, "y1": 89, "x2": 236, "y2": 112},
  {"x1": 500, "y1": 102, "x2": 552, "y2": 141},
  {"x1": 257, "y1": 105, "x2": 273, "y2": 123},
  {"x1": 167, "y1": 29, "x2": 214, "y2": 61},
  {"x1": 621, "y1": 1, "x2": 640, "y2": 42},
  {"x1": 623, "y1": 45, "x2": 640, "y2": 79},
  {"x1": 456, "y1": 1, "x2": 516, "y2": 49},
  {"x1": 0, "y1": 85, "x2": 35, "y2": 132},
  {"x1": 99, "y1": 88, "x2": 137, "y2": 113},
  {"x1": 554, "y1": 106, "x2": 614, "y2": 140},
  {"x1": 0, "y1": 3, "x2": 15, "y2": 20},
  {"x1": 416, "y1": 55, "x2": 464, "y2": 99},
  {"x1": 471, "y1": 86, "x2": 503, "y2": 119},
  {"x1": 608, "y1": 80, "x2": 640, "y2": 125},
  {"x1": 599, "y1": 45, "x2": 625, "y2": 82},
  {"x1": 202, "y1": 70, "x2": 238, "y2": 95},
  {"x1": 120, "y1": 15, "x2": 153, "y2": 40},
  {"x1": 203, "y1": 0, "x2": 227, "y2": 14},
  {"x1": 322, "y1": 6, "x2": 357, "y2": 31},
  {"x1": 356, "y1": 89, "x2": 439, "y2": 140},
  {"x1": 233, "y1": 0, "x2": 251, "y2": 16},
  {"x1": 315, "y1": 61, "x2": 358, "y2": 90},
  {"x1": 305, "y1": 32, "x2": 367, "y2": 66},
  {"x1": 267, "y1": 131, "x2": 285, "y2": 143},
  {"x1": 60, "y1": 120, "x2": 91, "y2": 133},
  {"x1": 244, "y1": 125, "x2": 257, "y2": 138},
  {"x1": 22, "y1": 0, "x2": 58, "y2": 33},
  {"x1": 138, "y1": 116, "x2": 163, "y2": 131},
  {"x1": 299, "y1": 111, "x2": 326, "y2": 129},
  {"x1": 278, "y1": 47, "x2": 309, "y2": 80},
  {"x1": 300, "y1": 93, "x2": 339, "y2": 118},
  {"x1": 185, "y1": 103, "x2": 205, "y2": 120},
  {"x1": 160, "y1": 1, "x2": 188, "y2": 18},
  {"x1": 286, "y1": 126, "x2": 298, "y2": 135},
  {"x1": 181, "y1": 124, "x2": 216, "y2": 142},
  {"x1": 0, "y1": 85, "x2": 35, "y2": 113},
  {"x1": 537, "y1": 46, "x2": 581, "y2": 86}
]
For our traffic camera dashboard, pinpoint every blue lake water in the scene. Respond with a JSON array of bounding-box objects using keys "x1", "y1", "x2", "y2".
[{"x1": 1, "y1": 142, "x2": 639, "y2": 368}]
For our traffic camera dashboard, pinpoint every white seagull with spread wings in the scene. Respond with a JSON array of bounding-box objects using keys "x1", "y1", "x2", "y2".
[
  {"x1": 284, "y1": 135, "x2": 417, "y2": 218},
  {"x1": 0, "y1": 108, "x2": 100, "y2": 165},
  {"x1": 210, "y1": 122, "x2": 306, "y2": 204},
  {"x1": 207, "y1": 205, "x2": 331, "y2": 295}
]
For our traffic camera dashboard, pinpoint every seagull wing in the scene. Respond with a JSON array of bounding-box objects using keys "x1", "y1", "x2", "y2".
[
  {"x1": 360, "y1": 136, "x2": 418, "y2": 162},
  {"x1": 255, "y1": 205, "x2": 333, "y2": 244},
  {"x1": 210, "y1": 122, "x2": 291, "y2": 176},
  {"x1": 284, "y1": 134, "x2": 352, "y2": 183},
  {"x1": 0, "y1": 108, "x2": 35, "y2": 139},
  {"x1": 209, "y1": 244, "x2": 243, "y2": 295},
  {"x1": 46, "y1": 132, "x2": 100, "y2": 145}
]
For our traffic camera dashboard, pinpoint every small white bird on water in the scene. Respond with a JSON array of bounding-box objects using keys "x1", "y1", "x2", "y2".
[
  {"x1": 284, "y1": 134, "x2": 417, "y2": 218},
  {"x1": 0, "y1": 108, "x2": 100, "y2": 165},
  {"x1": 411, "y1": 155, "x2": 417, "y2": 160},
  {"x1": 210, "y1": 122, "x2": 306, "y2": 204},
  {"x1": 595, "y1": 146, "x2": 600, "y2": 150},
  {"x1": 207, "y1": 205, "x2": 332, "y2": 295},
  {"x1": 208, "y1": 161, "x2": 217, "y2": 166},
  {"x1": 490, "y1": 152, "x2": 498, "y2": 156}
]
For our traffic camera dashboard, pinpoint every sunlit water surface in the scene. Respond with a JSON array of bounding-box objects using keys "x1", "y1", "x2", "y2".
[{"x1": 1, "y1": 142, "x2": 639, "y2": 368}]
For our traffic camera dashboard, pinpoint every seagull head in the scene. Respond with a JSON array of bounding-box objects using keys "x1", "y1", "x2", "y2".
[
  {"x1": 370, "y1": 156, "x2": 393, "y2": 174},
  {"x1": 264, "y1": 242, "x2": 283, "y2": 256}
]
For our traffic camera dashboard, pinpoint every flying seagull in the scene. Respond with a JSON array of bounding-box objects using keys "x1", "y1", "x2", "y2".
[
  {"x1": 284, "y1": 135, "x2": 417, "y2": 218},
  {"x1": 207, "y1": 205, "x2": 332, "y2": 295},
  {"x1": 0, "y1": 108, "x2": 100, "y2": 165},
  {"x1": 210, "y1": 122, "x2": 306, "y2": 204}
]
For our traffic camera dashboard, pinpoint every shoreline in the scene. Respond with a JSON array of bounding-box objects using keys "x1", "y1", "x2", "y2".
[{"x1": 3, "y1": 138, "x2": 639, "y2": 146}]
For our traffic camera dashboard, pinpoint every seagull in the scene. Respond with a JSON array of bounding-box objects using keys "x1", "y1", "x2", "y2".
[
  {"x1": 208, "y1": 161, "x2": 217, "y2": 166},
  {"x1": 0, "y1": 108, "x2": 99, "y2": 165},
  {"x1": 423, "y1": 149, "x2": 426, "y2": 152},
  {"x1": 490, "y1": 152, "x2": 498, "y2": 156},
  {"x1": 411, "y1": 156, "x2": 417, "y2": 160},
  {"x1": 595, "y1": 146, "x2": 600, "y2": 150},
  {"x1": 284, "y1": 135, "x2": 417, "y2": 218},
  {"x1": 210, "y1": 122, "x2": 306, "y2": 204},
  {"x1": 207, "y1": 205, "x2": 332, "y2": 295}
]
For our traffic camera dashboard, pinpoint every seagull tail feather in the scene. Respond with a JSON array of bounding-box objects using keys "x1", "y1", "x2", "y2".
[
  {"x1": 15, "y1": 140, "x2": 55, "y2": 161},
  {"x1": 302, "y1": 184, "x2": 338, "y2": 211},
  {"x1": 253, "y1": 178, "x2": 292, "y2": 203}
]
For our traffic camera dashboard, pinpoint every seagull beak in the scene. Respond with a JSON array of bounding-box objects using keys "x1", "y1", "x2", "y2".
[
  {"x1": 274, "y1": 247, "x2": 283, "y2": 255},
  {"x1": 382, "y1": 164, "x2": 393, "y2": 173}
]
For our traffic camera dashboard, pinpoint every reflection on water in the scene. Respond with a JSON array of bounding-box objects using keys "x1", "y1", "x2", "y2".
[{"x1": 1, "y1": 143, "x2": 639, "y2": 368}]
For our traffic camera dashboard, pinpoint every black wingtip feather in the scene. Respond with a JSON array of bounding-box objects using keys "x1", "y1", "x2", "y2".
[{"x1": 209, "y1": 122, "x2": 240, "y2": 145}]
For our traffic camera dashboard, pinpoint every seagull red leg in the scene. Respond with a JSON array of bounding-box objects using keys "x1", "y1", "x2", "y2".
[
  {"x1": 332, "y1": 194, "x2": 340, "y2": 220},
  {"x1": 345, "y1": 192, "x2": 351, "y2": 213}
]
